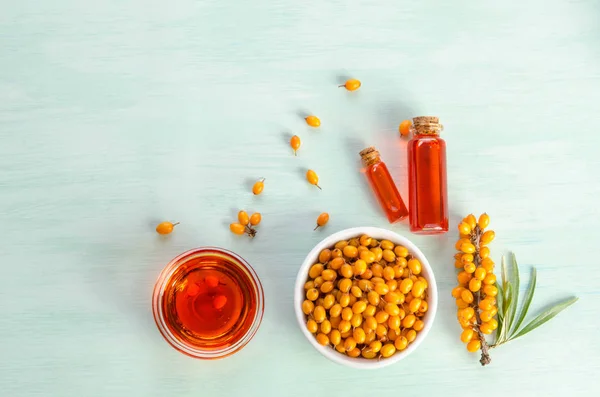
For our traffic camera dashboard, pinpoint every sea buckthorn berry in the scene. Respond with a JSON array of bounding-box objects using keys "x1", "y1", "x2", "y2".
[
  {"x1": 467, "y1": 339, "x2": 481, "y2": 352},
  {"x1": 320, "y1": 281, "x2": 334, "y2": 293},
  {"x1": 368, "y1": 290, "x2": 380, "y2": 306},
  {"x1": 329, "y1": 330, "x2": 341, "y2": 346},
  {"x1": 252, "y1": 178, "x2": 265, "y2": 195},
  {"x1": 343, "y1": 245, "x2": 358, "y2": 258},
  {"x1": 353, "y1": 259, "x2": 367, "y2": 276},
  {"x1": 384, "y1": 303, "x2": 401, "y2": 316},
  {"x1": 320, "y1": 320, "x2": 332, "y2": 334},
  {"x1": 413, "y1": 320, "x2": 425, "y2": 332},
  {"x1": 229, "y1": 223, "x2": 246, "y2": 235},
  {"x1": 341, "y1": 307, "x2": 353, "y2": 321},
  {"x1": 409, "y1": 298, "x2": 422, "y2": 313},
  {"x1": 455, "y1": 238, "x2": 470, "y2": 251},
  {"x1": 350, "y1": 328, "x2": 365, "y2": 346},
  {"x1": 340, "y1": 264, "x2": 353, "y2": 279},
  {"x1": 359, "y1": 235, "x2": 372, "y2": 246},
  {"x1": 156, "y1": 221, "x2": 179, "y2": 235},
  {"x1": 395, "y1": 336, "x2": 409, "y2": 350},
  {"x1": 465, "y1": 214, "x2": 477, "y2": 230},
  {"x1": 335, "y1": 240, "x2": 348, "y2": 250},
  {"x1": 375, "y1": 283, "x2": 390, "y2": 295},
  {"x1": 316, "y1": 333, "x2": 330, "y2": 346},
  {"x1": 314, "y1": 212, "x2": 329, "y2": 229},
  {"x1": 469, "y1": 278, "x2": 482, "y2": 292},
  {"x1": 460, "y1": 242, "x2": 476, "y2": 254},
  {"x1": 365, "y1": 316, "x2": 378, "y2": 331},
  {"x1": 480, "y1": 322, "x2": 494, "y2": 334},
  {"x1": 464, "y1": 262, "x2": 476, "y2": 274},
  {"x1": 331, "y1": 248, "x2": 343, "y2": 259},
  {"x1": 370, "y1": 247, "x2": 383, "y2": 262},
  {"x1": 483, "y1": 284, "x2": 498, "y2": 297},
  {"x1": 478, "y1": 213, "x2": 490, "y2": 229},
  {"x1": 386, "y1": 279, "x2": 398, "y2": 292},
  {"x1": 344, "y1": 336, "x2": 356, "y2": 351},
  {"x1": 488, "y1": 318, "x2": 498, "y2": 330},
  {"x1": 290, "y1": 135, "x2": 301, "y2": 156},
  {"x1": 479, "y1": 246, "x2": 490, "y2": 259},
  {"x1": 329, "y1": 304, "x2": 342, "y2": 317},
  {"x1": 480, "y1": 310, "x2": 493, "y2": 322},
  {"x1": 385, "y1": 291, "x2": 401, "y2": 304},
  {"x1": 321, "y1": 269, "x2": 337, "y2": 281},
  {"x1": 405, "y1": 329, "x2": 417, "y2": 343},
  {"x1": 350, "y1": 286, "x2": 362, "y2": 298},
  {"x1": 369, "y1": 340, "x2": 382, "y2": 354},
  {"x1": 302, "y1": 300, "x2": 315, "y2": 315},
  {"x1": 364, "y1": 305, "x2": 377, "y2": 318},
  {"x1": 388, "y1": 315, "x2": 401, "y2": 330},
  {"x1": 352, "y1": 300, "x2": 367, "y2": 314},
  {"x1": 319, "y1": 249, "x2": 331, "y2": 263},
  {"x1": 351, "y1": 313, "x2": 363, "y2": 329},
  {"x1": 481, "y1": 258, "x2": 494, "y2": 273},
  {"x1": 313, "y1": 306, "x2": 326, "y2": 323},
  {"x1": 481, "y1": 230, "x2": 495, "y2": 245},
  {"x1": 418, "y1": 301, "x2": 428, "y2": 313},
  {"x1": 361, "y1": 348, "x2": 376, "y2": 359},
  {"x1": 402, "y1": 314, "x2": 416, "y2": 328},
  {"x1": 383, "y1": 266, "x2": 395, "y2": 281},
  {"x1": 479, "y1": 299, "x2": 494, "y2": 311},
  {"x1": 408, "y1": 259, "x2": 422, "y2": 275},
  {"x1": 400, "y1": 278, "x2": 414, "y2": 294},
  {"x1": 483, "y1": 273, "x2": 497, "y2": 285},
  {"x1": 461, "y1": 328, "x2": 474, "y2": 343},
  {"x1": 474, "y1": 267, "x2": 487, "y2": 280},
  {"x1": 375, "y1": 310, "x2": 389, "y2": 324},
  {"x1": 309, "y1": 264, "x2": 324, "y2": 278},
  {"x1": 411, "y1": 281, "x2": 427, "y2": 298},
  {"x1": 371, "y1": 277, "x2": 385, "y2": 285},
  {"x1": 340, "y1": 78, "x2": 361, "y2": 91},
  {"x1": 456, "y1": 298, "x2": 469, "y2": 309},
  {"x1": 379, "y1": 239, "x2": 393, "y2": 250},
  {"x1": 307, "y1": 319, "x2": 318, "y2": 333},
  {"x1": 381, "y1": 344, "x2": 396, "y2": 358},
  {"x1": 451, "y1": 286, "x2": 465, "y2": 298},
  {"x1": 306, "y1": 170, "x2": 322, "y2": 190},
  {"x1": 335, "y1": 344, "x2": 346, "y2": 354},
  {"x1": 371, "y1": 264, "x2": 383, "y2": 278},
  {"x1": 461, "y1": 289, "x2": 474, "y2": 304},
  {"x1": 376, "y1": 324, "x2": 388, "y2": 337},
  {"x1": 338, "y1": 320, "x2": 351, "y2": 333},
  {"x1": 323, "y1": 294, "x2": 335, "y2": 309},
  {"x1": 347, "y1": 347, "x2": 361, "y2": 358},
  {"x1": 457, "y1": 271, "x2": 472, "y2": 286},
  {"x1": 458, "y1": 221, "x2": 472, "y2": 235},
  {"x1": 387, "y1": 328, "x2": 399, "y2": 342},
  {"x1": 329, "y1": 257, "x2": 344, "y2": 270},
  {"x1": 394, "y1": 246, "x2": 409, "y2": 258},
  {"x1": 459, "y1": 307, "x2": 475, "y2": 321},
  {"x1": 360, "y1": 250, "x2": 376, "y2": 264},
  {"x1": 461, "y1": 253, "x2": 474, "y2": 265},
  {"x1": 339, "y1": 293, "x2": 351, "y2": 307},
  {"x1": 358, "y1": 279, "x2": 372, "y2": 291},
  {"x1": 399, "y1": 120, "x2": 412, "y2": 137},
  {"x1": 393, "y1": 265, "x2": 403, "y2": 278},
  {"x1": 306, "y1": 288, "x2": 319, "y2": 301},
  {"x1": 402, "y1": 268, "x2": 410, "y2": 278},
  {"x1": 249, "y1": 212, "x2": 261, "y2": 226},
  {"x1": 313, "y1": 276, "x2": 324, "y2": 288},
  {"x1": 237, "y1": 211, "x2": 249, "y2": 226},
  {"x1": 305, "y1": 115, "x2": 321, "y2": 127},
  {"x1": 304, "y1": 280, "x2": 314, "y2": 290},
  {"x1": 339, "y1": 277, "x2": 352, "y2": 293}
]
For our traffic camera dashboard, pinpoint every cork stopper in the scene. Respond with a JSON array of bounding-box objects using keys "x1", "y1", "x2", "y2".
[
  {"x1": 412, "y1": 116, "x2": 443, "y2": 135},
  {"x1": 359, "y1": 146, "x2": 381, "y2": 167}
]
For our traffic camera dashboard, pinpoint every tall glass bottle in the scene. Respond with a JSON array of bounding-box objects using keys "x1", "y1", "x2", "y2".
[
  {"x1": 407, "y1": 116, "x2": 448, "y2": 234},
  {"x1": 360, "y1": 147, "x2": 408, "y2": 223}
]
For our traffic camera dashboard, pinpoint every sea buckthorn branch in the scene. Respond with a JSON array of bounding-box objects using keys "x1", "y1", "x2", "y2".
[{"x1": 454, "y1": 214, "x2": 578, "y2": 366}]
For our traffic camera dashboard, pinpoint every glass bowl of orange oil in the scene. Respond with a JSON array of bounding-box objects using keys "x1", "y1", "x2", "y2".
[{"x1": 152, "y1": 247, "x2": 264, "y2": 359}]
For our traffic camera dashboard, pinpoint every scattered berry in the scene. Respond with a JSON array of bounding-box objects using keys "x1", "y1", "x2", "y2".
[
  {"x1": 314, "y1": 212, "x2": 330, "y2": 230},
  {"x1": 306, "y1": 169, "x2": 321, "y2": 189},
  {"x1": 339, "y1": 79, "x2": 361, "y2": 91},
  {"x1": 305, "y1": 115, "x2": 321, "y2": 128},
  {"x1": 156, "y1": 221, "x2": 179, "y2": 235},
  {"x1": 252, "y1": 178, "x2": 265, "y2": 195},
  {"x1": 290, "y1": 135, "x2": 301, "y2": 156},
  {"x1": 399, "y1": 120, "x2": 412, "y2": 136}
]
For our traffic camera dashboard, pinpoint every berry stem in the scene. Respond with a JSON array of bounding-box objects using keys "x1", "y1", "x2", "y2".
[
  {"x1": 316, "y1": 184, "x2": 322, "y2": 190},
  {"x1": 471, "y1": 225, "x2": 492, "y2": 366}
]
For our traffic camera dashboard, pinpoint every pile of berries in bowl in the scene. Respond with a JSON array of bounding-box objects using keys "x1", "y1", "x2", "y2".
[{"x1": 294, "y1": 227, "x2": 438, "y2": 369}]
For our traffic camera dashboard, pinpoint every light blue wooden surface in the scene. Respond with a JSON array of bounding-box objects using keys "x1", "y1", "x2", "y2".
[{"x1": 1, "y1": 1, "x2": 599, "y2": 396}]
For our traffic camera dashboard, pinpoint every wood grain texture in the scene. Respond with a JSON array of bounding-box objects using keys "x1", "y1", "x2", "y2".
[{"x1": 1, "y1": 0, "x2": 599, "y2": 396}]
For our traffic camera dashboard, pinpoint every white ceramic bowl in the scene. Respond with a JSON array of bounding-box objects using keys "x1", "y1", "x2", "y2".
[{"x1": 294, "y1": 227, "x2": 438, "y2": 369}]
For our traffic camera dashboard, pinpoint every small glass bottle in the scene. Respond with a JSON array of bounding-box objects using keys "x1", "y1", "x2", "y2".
[
  {"x1": 359, "y1": 147, "x2": 408, "y2": 223},
  {"x1": 407, "y1": 116, "x2": 448, "y2": 234}
]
